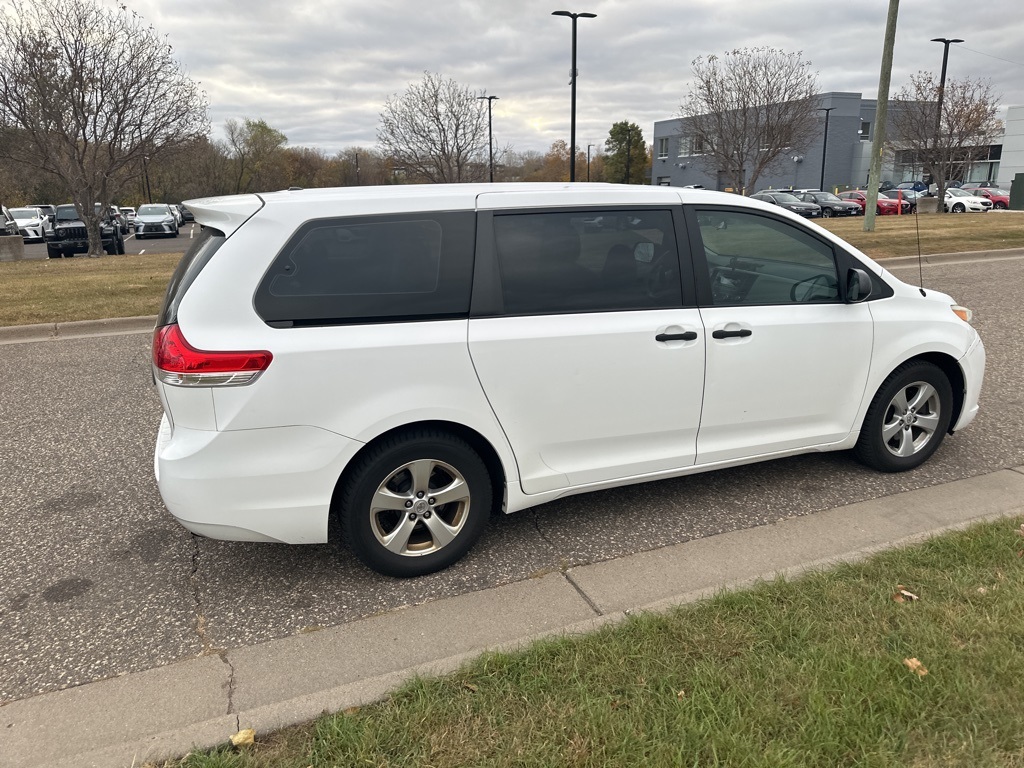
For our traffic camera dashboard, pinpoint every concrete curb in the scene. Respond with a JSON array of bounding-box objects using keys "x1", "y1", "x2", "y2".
[
  {"x1": 3, "y1": 466, "x2": 1023, "y2": 768},
  {"x1": 0, "y1": 316, "x2": 156, "y2": 345}
]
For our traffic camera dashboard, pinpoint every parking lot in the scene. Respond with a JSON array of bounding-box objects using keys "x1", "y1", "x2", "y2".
[
  {"x1": 19, "y1": 223, "x2": 200, "y2": 260},
  {"x1": 1, "y1": 254, "x2": 1022, "y2": 706}
]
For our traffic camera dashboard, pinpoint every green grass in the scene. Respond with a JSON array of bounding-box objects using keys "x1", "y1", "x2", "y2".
[
  {"x1": 155, "y1": 518, "x2": 1024, "y2": 768},
  {"x1": 1, "y1": 213, "x2": 1021, "y2": 327},
  {"x1": 0, "y1": 253, "x2": 181, "y2": 326}
]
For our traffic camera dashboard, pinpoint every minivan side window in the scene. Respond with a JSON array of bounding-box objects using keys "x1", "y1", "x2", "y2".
[
  {"x1": 694, "y1": 209, "x2": 840, "y2": 306},
  {"x1": 255, "y1": 212, "x2": 475, "y2": 326},
  {"x1": 491, "y1": 210, "x2": 682, "y2": 315}
]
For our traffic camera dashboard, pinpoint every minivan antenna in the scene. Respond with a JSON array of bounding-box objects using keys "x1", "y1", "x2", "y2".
[{"x1": 915, "y1": 201, "x2": 925, "y2": 294}]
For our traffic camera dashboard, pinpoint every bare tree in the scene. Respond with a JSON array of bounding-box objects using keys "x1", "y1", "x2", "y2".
[
  {"x1": 890, "y1": 73, "x2": 1001, "y2": 211},
  {"x1": 0, "y1": 0, "x2": 207, "y2": 255},
  {"x1": 377, "y1": 72, "x2": 489, "y2": 183},
  {"x1": 679, "y1": 48, "x2": 819, "y2": 194}
]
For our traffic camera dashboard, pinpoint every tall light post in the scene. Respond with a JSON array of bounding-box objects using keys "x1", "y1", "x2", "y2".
[
  {"x1": 817, "y1": 107, "x2": 834, "y2": 191},
  {"x1": 587, "y1": 143, "x2": 594, "y2": 181},
  {"x1": 477, "y1": 95, "x2": 499, "y2": 182},
  {"x1": 931, "y1": 37, "x2": 963, "y2": 211},
  {"x1": 552, "y1": 10, "x2": 596, "y2": 182},
  {"x1": 142, "y1": 155, "x2": 152, "y2": 203}
]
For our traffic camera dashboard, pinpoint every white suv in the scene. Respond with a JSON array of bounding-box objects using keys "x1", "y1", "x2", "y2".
[{"x1": 153, "y1": 183, "x2": 985, "y2": 577}]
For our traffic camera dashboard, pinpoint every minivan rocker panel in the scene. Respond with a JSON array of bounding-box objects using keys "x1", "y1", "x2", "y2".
[{"x1": 153, "y1": 183, "x2": 984, "y2": 577}]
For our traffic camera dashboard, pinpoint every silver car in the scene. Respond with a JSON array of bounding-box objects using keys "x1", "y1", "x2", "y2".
[{"x1": 134, "y1": 203, "x2": 179, "y2": 239}]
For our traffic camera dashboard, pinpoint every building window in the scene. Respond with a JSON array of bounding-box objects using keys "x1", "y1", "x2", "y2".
[
  {"x1": 679, "y1": 135, "x2": 706, "y2": 156},
  {"x1": 657, "y1": 137, "x2": 669, "y2": 159},
  {"x1": 657, "y1": 176, "x2": 671, "y2": 186},
  {"x1": 859, "y1": 121, "x2": 871, "y2": 141}
]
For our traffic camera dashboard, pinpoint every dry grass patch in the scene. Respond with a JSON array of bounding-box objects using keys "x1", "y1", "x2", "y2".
[{"x1": 0, "y1": 253, "x2": 181, "y2": 326}]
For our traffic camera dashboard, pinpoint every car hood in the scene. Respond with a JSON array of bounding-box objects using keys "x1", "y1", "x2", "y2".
[{"x1": 136, "y1": 212, "x2": 175, "y2": 222}]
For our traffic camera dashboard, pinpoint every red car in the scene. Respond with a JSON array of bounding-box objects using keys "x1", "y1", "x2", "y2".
[
  {"x1": 838, "y1": 190, "x2": 907, "y2": 215},
  {"x1": 961, "y1": 186, "x2": 1010, "y2": 209}
]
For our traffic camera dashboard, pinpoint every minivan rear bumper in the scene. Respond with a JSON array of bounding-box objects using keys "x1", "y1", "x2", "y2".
[{"x1": 155, "y1": 415, "x2": 361, "y2": 544}]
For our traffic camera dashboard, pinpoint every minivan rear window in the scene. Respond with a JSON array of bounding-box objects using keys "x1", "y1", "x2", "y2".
[{"x1": 255, "y1": 211, "x2": 475, "y2": 326}]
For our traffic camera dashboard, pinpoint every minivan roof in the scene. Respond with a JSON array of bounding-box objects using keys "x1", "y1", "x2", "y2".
[{"x1": 184, "y1": 183, "x2": 738, "y2": 236}]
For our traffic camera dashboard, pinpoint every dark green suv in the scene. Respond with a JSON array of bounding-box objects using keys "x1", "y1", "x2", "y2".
[{"x1": 45, "y1": 204, "x2": 125, "y2": 258}]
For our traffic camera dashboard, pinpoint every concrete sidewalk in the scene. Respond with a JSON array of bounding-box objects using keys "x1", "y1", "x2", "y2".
[{"x1": 2, "y1": 466, "x2": 1023, "y2": 768}]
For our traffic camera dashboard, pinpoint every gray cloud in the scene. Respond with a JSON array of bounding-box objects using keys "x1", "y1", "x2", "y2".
[{"x1": 120, "y1": 0, "x2": 1024, "y2": 155}]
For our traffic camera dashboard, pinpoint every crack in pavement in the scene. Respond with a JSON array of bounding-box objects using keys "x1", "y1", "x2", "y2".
[
  {"x1": 562, "y1": 571, "x2": 603, "y2": 617},
  {"x1": 189, "y1": 535, "x2": 236, "y2": 723}
]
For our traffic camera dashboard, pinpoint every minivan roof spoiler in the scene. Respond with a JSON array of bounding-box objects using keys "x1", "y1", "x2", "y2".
[{"x1": 182, "y1": 194, "x2": 264, "y2": 237}]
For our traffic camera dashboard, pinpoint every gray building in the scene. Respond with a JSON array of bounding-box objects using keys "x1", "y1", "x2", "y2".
[{"x1": 652, "y1": 92, "x2": 889, "y2": 193}]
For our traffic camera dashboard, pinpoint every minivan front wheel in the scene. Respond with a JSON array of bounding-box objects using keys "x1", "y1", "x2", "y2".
[
  {"x1": 854, "y1": 361, "x2": 953, "y2": 472},
  {"x1": 339, "y1": 430, "x2": 492, "y2": 577}
]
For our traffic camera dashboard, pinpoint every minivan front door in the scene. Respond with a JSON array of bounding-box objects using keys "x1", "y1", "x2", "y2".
[{"x1": 469, "y1": 208, "x2": 705, "y2": 495}]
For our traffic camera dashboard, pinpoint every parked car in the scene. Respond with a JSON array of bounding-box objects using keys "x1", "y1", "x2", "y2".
[
  {"x1": 943, "y1": 187, "x2": 993, "y2": 213},
  {"x1": 960, "y1": 187, "x2": 1010, "y2": 209},
  {"x1": 1, "y1": 205, "x2": 18, "y2": 236},
  {"x1": 28, "y1": 203, "x2": 57, "y2": 237},
  {"x1": 167, "y1": 203, "x2": 183, "y2": 226},
  {"x1": 9, "y1": 206, "x2": 47, "y2": 241},
  {"x1": 178, "y1": 204, "x2": 194, "y2": 222},
  {"x1": 879, "y1": 190, "x2": 919, "y2": 214},
  {"x1": 135, "y1": 203, "x2": 180, "y2": 238},
  {"x1": 750, "y1": 190, "x2": 821, "y2": 217},
  {"x1": 151, "y1": 183, "x2": 985, "y2": 577},
  {"x1": 120, "y1": 206, "x2": 138, "y2": 229},
  {"x1": 896, "y1": 181, "x2": 928, "y2": 194},
  {"x1": 838, "y1": 190, "x2": 904, "y2": 215},
  {"x1": 45, "y1": 203, "x2": 125, "y2": 257},
  {"x1": 793, "y1": 190, "x2": 862, "y2": 217},
  {"x1": 109, "y1": 205, "x2": 130, "y2": 234}
]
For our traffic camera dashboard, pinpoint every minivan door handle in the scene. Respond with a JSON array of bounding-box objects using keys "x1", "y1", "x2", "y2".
[
  {"x1": 656, "y1": 331, "x2": 698, "y2": 342},
  {"x1": 712, "y1": 329, "x2": 752, "y2": 339}
]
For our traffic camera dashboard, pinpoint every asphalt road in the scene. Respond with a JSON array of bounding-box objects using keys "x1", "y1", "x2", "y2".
[
  {"x1": 1, "y1": 255, "x2": 1022, "y2": 705},
  {"x1": 21, "y1": 223, "x2": 198, "y2": 259}
]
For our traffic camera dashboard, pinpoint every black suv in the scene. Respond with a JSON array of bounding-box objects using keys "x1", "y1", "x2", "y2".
[{"x1": 46, "y1": 204, "x2": 125, "y2": 258}]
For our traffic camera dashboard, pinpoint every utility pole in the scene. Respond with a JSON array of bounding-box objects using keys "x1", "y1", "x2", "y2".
[
  {"x1": 931, "y1": 37, "x2": 964, "y2": 214},
  {"x1": 864, "y1": 0, "x2": 899, "y2": 232}
]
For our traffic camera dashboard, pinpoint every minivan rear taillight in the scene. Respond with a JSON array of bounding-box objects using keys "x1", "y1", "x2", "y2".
[{"x1": 153, "y1": 324, "x2": 272, "y2": 387}]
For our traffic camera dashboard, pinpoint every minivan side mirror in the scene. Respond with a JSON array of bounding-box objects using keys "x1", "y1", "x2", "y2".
[{"x1": 846, "y1": 268, "x2": 872, "y2": 303}]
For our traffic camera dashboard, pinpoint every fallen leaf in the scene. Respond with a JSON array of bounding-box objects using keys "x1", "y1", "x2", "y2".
[
  {"x1": 343, "y1": 706, "x2": 360, "y2": 716},
  {"x1": 1017, "y1": 523, "x2": 1024, "y2": 538},
  {"x1": 462, "y1": 682, "x2": 478, "y2": 693},
  {"x1": 230, "y1": 728, "x2": 255, "y2": 747},
  {"x1": 977, "y1": 587, "x2": 988, "y2": 594},
  {"x1": 903, "y1": 658, "x2": 928, "y2": 677},
  {"x1": 676, "y1": 689, "x2": 686, "y2": 700},
  {"x1": 891, "y1": 585, "x2": 919, "y2": 603}
]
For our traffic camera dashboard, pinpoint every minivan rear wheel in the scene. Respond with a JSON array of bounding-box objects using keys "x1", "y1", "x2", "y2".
[
  {"x1": 854, "y1": 361, "x2": 953, "y2": 472},
  {"x1": 339, "y1": 430, "x2": 492, "y2": 577}
]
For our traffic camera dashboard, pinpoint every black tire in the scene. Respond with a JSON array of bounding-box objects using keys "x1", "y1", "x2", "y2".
[
  {"x1": 995, "y1": 201, "x2": 1007, "y2": 209},
  {"x1": 821, "y1": 207, "x2": 833, "y2": 218},
  {"x1": 47, "y1": 246, "x2": 61, "y2": 259},
  {"x1": 171, "y1": 226, "x2": 178, "y2": 237},
  {"x1": 952, "y1": 203, "x2": 965, "y2": 213},
  {"x1": 338, "y1": 430, "x2": 492, "y2": 577},
  {"x1": 854, "y1": 361, "x2": 953, "y2": 472}
]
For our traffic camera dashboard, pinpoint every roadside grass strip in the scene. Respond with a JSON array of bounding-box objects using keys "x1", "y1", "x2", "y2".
[{"x1": 160, "y1": 517, "x2": 1024, "y2": 768}]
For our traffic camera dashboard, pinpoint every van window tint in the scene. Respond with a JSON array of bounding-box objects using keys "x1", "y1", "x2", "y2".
[
  {"x1": 157, "y1": 227, "x2": 226, "y2": 326},
  {"x1": 695, "y1": 209, "x2": 839, "y2": 306},
  {"x1": 255, "y1": 212, "x2": 475, "y2": 326},
  {"x1": 492, "y1": 210, "x2": 682, "y2": 315}
]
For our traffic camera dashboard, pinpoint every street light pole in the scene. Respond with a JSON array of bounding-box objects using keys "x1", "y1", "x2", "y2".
[
  {"x1": 931, "y1": 37, "x2": 963, "y2": 212},
  {"x1": 477, "y1": 95, "x2": 499, "y2": 182},
  {"x1": 142, "y1": 156, "x2": 152, "y2": 204},
  {"x1": 587, "y1": 143, "x2": 594, "y2": 181},
  {"x1": 552, "y1": 10, "x2": 596, "y2": 182},
  {"x1": 817, "y1": 107, "x2": 834, "y2": 191}
]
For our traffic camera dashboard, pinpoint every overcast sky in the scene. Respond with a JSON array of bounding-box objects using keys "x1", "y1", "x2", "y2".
[{"x1": 121, "y1": 0, "x2": 1024, "y2": 156}]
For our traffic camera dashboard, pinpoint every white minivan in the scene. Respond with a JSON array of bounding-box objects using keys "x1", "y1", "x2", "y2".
[{"x1": 153, "y1": 183, "x2": 984, "y2": 577}]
